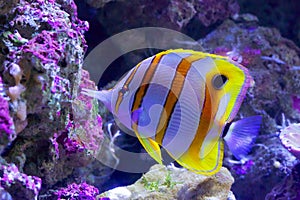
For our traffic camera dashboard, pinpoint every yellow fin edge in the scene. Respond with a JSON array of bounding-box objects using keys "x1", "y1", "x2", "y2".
[
  {"x1": 166, "y1": 140, "x2": 224, "y2": 176},
  {"x1": 135, "y1": 132, "x2": 163, "y2": 164},
  {"x1": 159, "y1": 49, "x2": 228, "y2": 60}
]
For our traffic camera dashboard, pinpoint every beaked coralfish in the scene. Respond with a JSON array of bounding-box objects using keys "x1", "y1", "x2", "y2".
[{"x1": 82, "y1": 49, "x2": 262, "y2": 175}]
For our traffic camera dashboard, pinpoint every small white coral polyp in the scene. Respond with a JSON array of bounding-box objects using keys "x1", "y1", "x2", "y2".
[{"x1": 279, "y1": 123, "x2": 300, "y2": 160}]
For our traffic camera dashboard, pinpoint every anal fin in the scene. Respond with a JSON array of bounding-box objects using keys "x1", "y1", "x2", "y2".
[
  {"x1": 165, "y1": 140, "x2": 224, "y2": 175},
  {"x1": 136, "y1": 132, "x2": 162, "y2": 164}
]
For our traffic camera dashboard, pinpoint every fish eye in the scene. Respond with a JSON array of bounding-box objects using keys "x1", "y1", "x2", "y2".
[{"x1": 212, "y1": 74, "x2": 228, "y2": 89}]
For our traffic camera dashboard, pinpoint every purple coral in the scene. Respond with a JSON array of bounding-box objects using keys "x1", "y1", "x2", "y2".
[
  {"x1": 0, "y1": 0, "x2": 105, "y2": 194},
  {"x1": 0, "y1": 96, "x2": 14, "y2": 139},
  {"x1": 49, "y1": 70, "x2": 103, "y2": 157},
  {"x1": 232, "y1": 160, "x2": 254, "y2": 175},
  {"x1": 71, "y1": 70, "x2": 104, "y2": 152},
  {"x1": 213, "y1": 46, "x2": 261, "y2": 66},
  {"x1": 279, "y1": 123, "x2": 300, "y2": 160},
  {"x1": 0, "y1": 163, "x2": 42, "y2": 200},
  {"x1": 54, "y1": 182, "x2": 99, "y2": 200},
  {"x1": 292, "y1": 95, "x2": 300, "y2": 113},
  {"x1": 0, "y1": 77, "x2": 15, "y2": 153},
  {"x1": 2, "y1": 0, "x2": 89, "y2": 122}
]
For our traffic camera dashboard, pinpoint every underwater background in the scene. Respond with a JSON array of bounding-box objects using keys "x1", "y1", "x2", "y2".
[{"x1": 0, "y1": 0, "x2": 299, "y2": 199}]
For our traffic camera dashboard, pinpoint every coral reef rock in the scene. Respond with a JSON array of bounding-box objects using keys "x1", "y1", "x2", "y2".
[
  {"x1": 238, "y1": 0, "x2": 300, "y2": 47},
  {"x1": 0, "y1": 159, "x2": 41, "y2": 200},
  {"x1": 265, "y1": 162, "x2": 300, "y2": 200},
  {"x1": 98, "y1": 164, "x2": 235, "y2": 200},
  {"x1": 87, "y1": 0, "x2": 239, "y2": 34},
  {"x1": 0, "y1": 0, "x2": 109, "y2": 197},
  {"x1": 227, "y1": 137, "x2": 298, "y2": 200}
]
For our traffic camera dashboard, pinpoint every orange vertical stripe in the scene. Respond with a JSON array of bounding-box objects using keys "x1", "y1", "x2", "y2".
[
  {"x1": 115, "y1": 62, "x2": 142, "y2": 113},
  {"x1": 155, "y1": 55, "x2": 204, "y2": 144},
  {"x1": 131, "y1": 53, "x2": 165, "y2": 131},
  {"x1": 182, "y1": 84, "x2": 215, "y2": 159}
]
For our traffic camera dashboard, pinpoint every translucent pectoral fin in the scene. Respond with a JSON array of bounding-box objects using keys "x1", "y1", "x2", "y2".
[
  {"x1": 224, "y1": 115, "x2": 262, "y2": 160},
  {"x1": 135, "y1": 132, "x2": 162, "y2": 164},
  {"x1": 166, "y1": 140, "x2": 224, "y2": 176}
]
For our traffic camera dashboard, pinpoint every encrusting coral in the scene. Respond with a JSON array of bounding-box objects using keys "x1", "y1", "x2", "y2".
[
  {"x1": 0, "y1": 0, "x2": 105, "y2": 198},
  {"x1": 0, "y1": 77, "x2": 15, "y2": 154},
  {"x1": 53, "y1": 182, "x2": 99, "y2": 200},
  {"x1": 0, "y1": 160, "x2": 42, "y2": 200}
]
